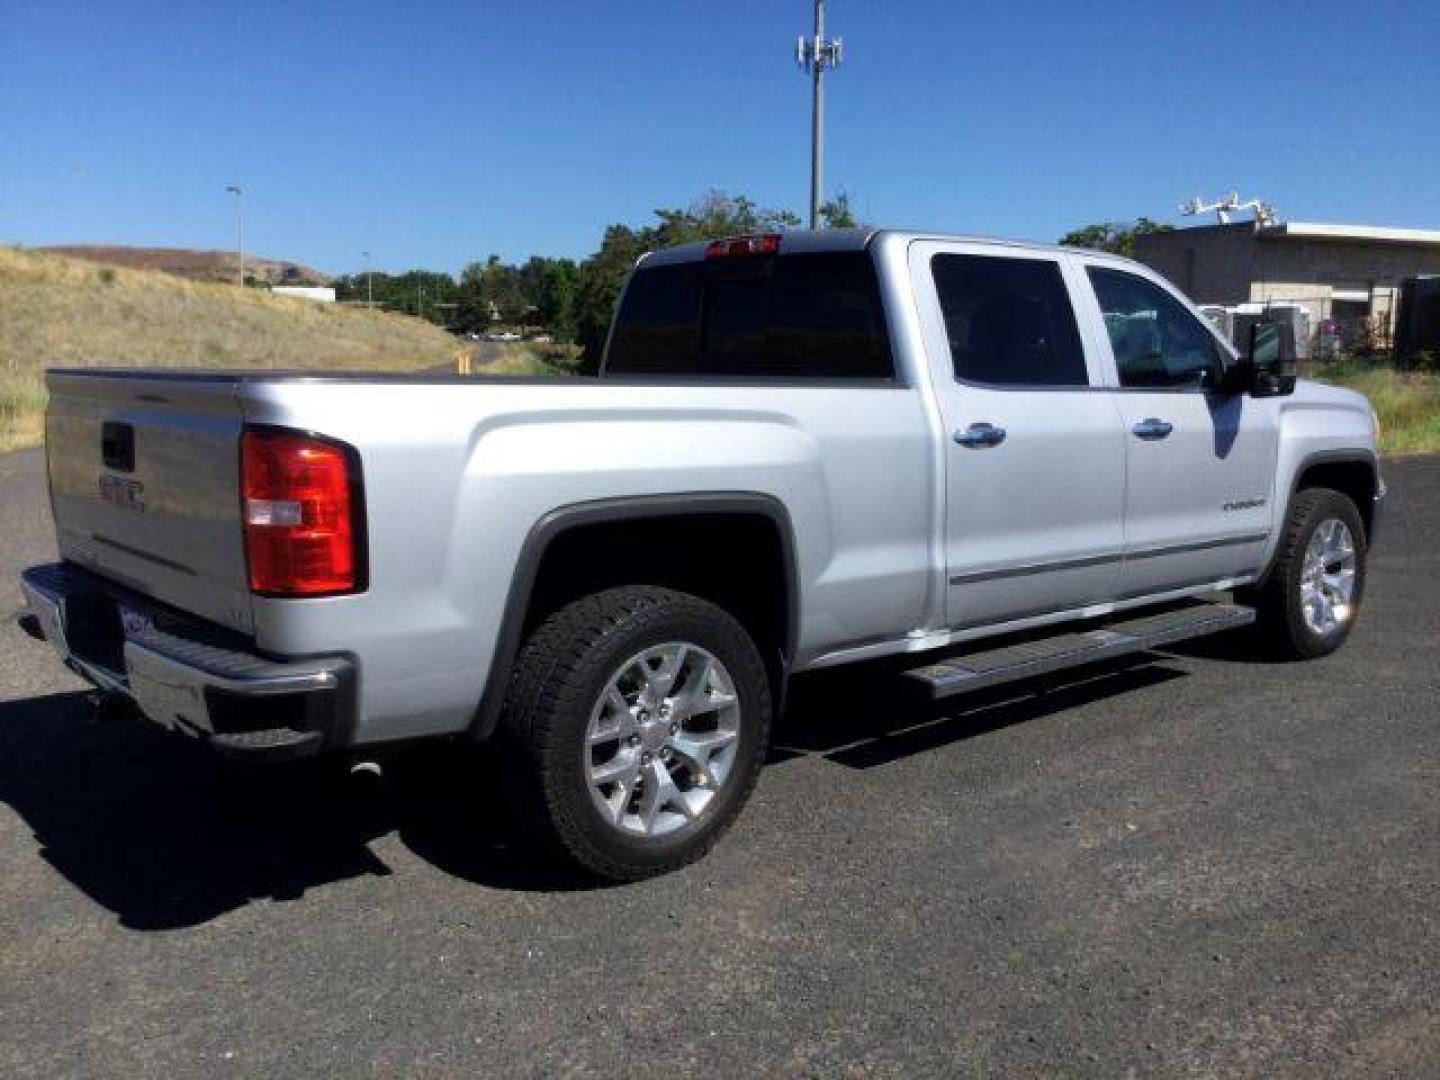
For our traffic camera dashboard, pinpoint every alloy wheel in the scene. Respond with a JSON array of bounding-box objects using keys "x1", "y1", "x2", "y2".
[
  {"x1": 1299, "y1": 517, "x2": 1357, "y2": 636},
  {"x1": 584, "y1": 643, "x2": 742, "y2": 838}
]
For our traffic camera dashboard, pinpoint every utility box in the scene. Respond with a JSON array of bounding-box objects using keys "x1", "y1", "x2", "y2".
[
  {"x1": 1227, "y1": 303, "x2": 1311, "y2": 363},
  {"x1": 1393, "y1": 276, "x2": 1440, "y2": 365}
]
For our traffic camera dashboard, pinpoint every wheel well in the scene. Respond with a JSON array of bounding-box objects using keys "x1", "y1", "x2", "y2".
[
  {"x1": 523, "y1": 510, "x2": 795, "y2": 692},
  {"x1": 1295, "y1": 459, "x2": 1377, "y2": 541}
]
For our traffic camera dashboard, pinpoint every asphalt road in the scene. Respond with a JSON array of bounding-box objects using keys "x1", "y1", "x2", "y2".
[{"x1": 1, "y1": 449, "x2": 1436, "y2": 1078}]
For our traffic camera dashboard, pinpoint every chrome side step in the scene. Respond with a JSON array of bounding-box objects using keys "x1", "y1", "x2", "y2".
[{"x1": 905, "y1": 602, "x2": 1256, "y2": 700}]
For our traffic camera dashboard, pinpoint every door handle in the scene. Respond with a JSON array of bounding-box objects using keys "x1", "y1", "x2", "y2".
[
  {"x1": 1131, "y1": 418, "x2": 1174, "y2": 440},
  {"x1": 954, "y1": 422, "x2": 1007, "y2": 448}
]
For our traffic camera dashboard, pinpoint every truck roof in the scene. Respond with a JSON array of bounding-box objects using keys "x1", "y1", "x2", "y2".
[{"x1": 640, "y1": 228, "x2": 1097, "y2": 267}]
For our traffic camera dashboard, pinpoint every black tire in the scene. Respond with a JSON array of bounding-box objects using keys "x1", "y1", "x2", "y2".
[
  {"x1": 1247, "y1": 487, "x2": 1367, "y2": 659},
  {"x1": 495, "y1": 585, "x2": 771, "y2": 881}
]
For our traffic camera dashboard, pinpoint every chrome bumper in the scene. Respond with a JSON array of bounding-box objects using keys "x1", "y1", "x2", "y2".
[{"x1": 20, "y1": 563, "x2": 353, "y2": 758}]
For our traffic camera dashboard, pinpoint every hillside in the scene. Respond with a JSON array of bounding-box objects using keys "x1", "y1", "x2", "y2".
[
  {"x1": 0, "y1": 246, "x2": 463, "y2": 450},
  {"x1": 39, "y1": 245, "x2": 330, "y2": 286}
]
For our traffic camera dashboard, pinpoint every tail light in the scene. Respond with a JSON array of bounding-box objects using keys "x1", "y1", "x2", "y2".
[
  {"x1": 705, "y1": 233, "x2": 781, "y2": 260},
  {"x1": 241, "y1": 428, "x2": 364, "y2": 597}
]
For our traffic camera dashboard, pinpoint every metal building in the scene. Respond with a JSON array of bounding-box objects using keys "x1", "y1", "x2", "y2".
[{"x1": 1134, "y1": 221, "x2": 1440, "y2": 349}]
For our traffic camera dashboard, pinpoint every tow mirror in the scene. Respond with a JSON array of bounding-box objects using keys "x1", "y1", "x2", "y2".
[
  {"x1": 1216, "y1": 354, "x2": 1251, "y2": 395},
  {"x1": 1248, "y1": 320, "x2": 1298, "y2": 397}
]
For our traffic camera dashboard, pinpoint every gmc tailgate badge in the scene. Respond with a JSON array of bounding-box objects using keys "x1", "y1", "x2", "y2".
[{"x1": 98, "y1": 474, "x2": 146, "y2": 511}]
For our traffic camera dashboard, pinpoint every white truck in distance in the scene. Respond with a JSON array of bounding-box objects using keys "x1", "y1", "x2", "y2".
[{"x1": 21, "y1": 229, "x2": 1383, "y2": 880}]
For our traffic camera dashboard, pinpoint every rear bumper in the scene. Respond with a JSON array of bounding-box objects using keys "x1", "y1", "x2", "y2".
[{"x1": 20, "y1": 562, "x2": 354, "y2": 760}]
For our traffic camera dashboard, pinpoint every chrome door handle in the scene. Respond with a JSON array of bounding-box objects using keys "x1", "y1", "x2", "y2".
[
  {"x1": 1131, "y1": 418, "x2": 1174, "y2": 440},
  {"x1": 954, "y1": 422, "x2": 1007, "y2": 448}
]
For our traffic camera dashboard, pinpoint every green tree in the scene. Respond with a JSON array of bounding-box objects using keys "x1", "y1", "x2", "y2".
[
  {"x1": 337, "y1": 188, "x2": 857, "y2": 360},
  {"x1": 521, "y1": 256, "x2": 579, "y2": 337},
  {"x1": 456, "y1": 261, "x2": 490, "y2": 332},
  {"x1": 574, "y1": 224, "x2": 651, "y2": 368},
  {"x1": 819, "y1": 191, "x2": 858, "y2": 228},
  {"x1": 334, "y1": 269, "x2": 457, "y2": 325},
  {"x1": 572, "y1": 191, "x2": 805, "y2": 366},
  {"x1": 455, "y1": 255, "x2": 527, "y2": 328},
  {"x1": 1058, "y1": 217, "x2": 1172, "y2": 257}
]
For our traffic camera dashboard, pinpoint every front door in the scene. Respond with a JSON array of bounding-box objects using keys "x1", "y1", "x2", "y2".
[
  {"x1": 1078, "y1": 262, "x2": 1279, "y2": 597},
  {"x1": 910, "y1": 243, "x2": 1128, "y2": 630}
]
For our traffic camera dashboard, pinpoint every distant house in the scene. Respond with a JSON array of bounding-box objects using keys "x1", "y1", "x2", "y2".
[
  {"x1": 272, "y1": 285, "x2": 337, "y2": 303},
  {"x1": 1134, "y1": 221, "x2": 1440, "y2": 346}
]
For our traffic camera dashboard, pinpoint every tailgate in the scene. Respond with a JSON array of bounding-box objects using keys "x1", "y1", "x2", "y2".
[{"x1": 45, "y1": 371, "x2": 254, "y2": 634}]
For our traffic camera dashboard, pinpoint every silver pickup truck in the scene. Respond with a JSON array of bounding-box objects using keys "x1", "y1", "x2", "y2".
[{"x1": 20, "y1": 229, "x2": 1383, "y2": 880}]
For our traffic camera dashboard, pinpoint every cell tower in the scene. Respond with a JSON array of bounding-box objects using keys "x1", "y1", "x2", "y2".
[
  {"x1": 796, "y1": 1, "x2": 843, "y2": 229},
  {"x1": 1180, "y1": 193, "x2": 1277, "y2": 226}
]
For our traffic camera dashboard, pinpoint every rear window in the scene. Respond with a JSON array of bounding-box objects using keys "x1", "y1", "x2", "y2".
[{"x1": 604, "y1": 251, "x2": 894, "y2": 379}]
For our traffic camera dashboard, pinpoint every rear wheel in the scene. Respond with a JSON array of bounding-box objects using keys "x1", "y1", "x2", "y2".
[
  {"x1": 496, "y1": 586, "x2": 771, "y2": 880},
  {"x1": 1247, "y1": 487, "x2": 1367, "y2": 659}
]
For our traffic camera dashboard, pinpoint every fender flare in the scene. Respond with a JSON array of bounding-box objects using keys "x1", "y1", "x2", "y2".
[
  {"x1": 468, "y1": 491, "x2": 800, "y2": 742},
  {"x1": 1256, "y1": 449, "x2": 1379, "y2": 586}
]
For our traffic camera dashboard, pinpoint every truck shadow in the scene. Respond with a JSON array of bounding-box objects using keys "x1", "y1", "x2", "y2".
[
  {"x1": 1158, "y1": 624, "x2": 1288, "y2": 665},
  {"x1": 772, "y1": 654, "x2": 1185, "y2": 768},
  {"x1": 0, "y1": 691, "x2": 401, "y2": 930},
  {"x1": 0, "y1": 654, "x2": 1188, "y2": 928}
]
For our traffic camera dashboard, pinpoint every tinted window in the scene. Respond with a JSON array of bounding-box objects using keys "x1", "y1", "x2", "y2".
[
  {"x1": 605, "y1": 252, "x2": 893, "y2": 378},
  {"x1": 1087, "y1": 267, "x2": 1222, "y2": 389},
  {"x1": 604, "y1": 262, "x2": 704, "y2": 373},
  {"x1": 931, "y1": 254, "x2": 1089, "y2": 387}
]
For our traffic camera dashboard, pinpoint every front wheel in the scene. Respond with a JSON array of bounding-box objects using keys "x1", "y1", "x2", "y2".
[
  {"x1": 1247, "y1": 487, "x2": 1367, "y2": 659},
  {"x1": 496, "y1": 586, "x2": 771, "y2": 881}
]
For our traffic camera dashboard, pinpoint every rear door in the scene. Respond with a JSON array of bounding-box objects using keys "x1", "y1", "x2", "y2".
[
  {"x1": 909, "y1": 242, "x2": 1128, "y2": 630},
  {"x1": 1073, "y1": 261, "x2": 1280, "y2": 597},
  {"x1": 45, "y1": 372, "x2": 254, "y2": 632}
]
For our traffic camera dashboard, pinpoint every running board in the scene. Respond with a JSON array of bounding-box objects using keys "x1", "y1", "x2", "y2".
[{"x1": 905, "y1": 602, "x2": 1256, "y2": 700}]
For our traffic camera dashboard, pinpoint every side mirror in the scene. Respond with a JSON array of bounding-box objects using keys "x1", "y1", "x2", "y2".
[
  {"x1": 1247, "y1": 320, "x2": 1297, "y2": 397},
  {"x1": 1215, "y1": 353, "x2": 1251, "y2": 395}
]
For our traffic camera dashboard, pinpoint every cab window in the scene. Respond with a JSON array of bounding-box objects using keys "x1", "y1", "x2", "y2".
[
  {"x1": 931, "y1": 254, "x2": 1089, "y2": 387},
  {"x1": 1087, "y1": 267, "x2": 1223, "y2": 390}
]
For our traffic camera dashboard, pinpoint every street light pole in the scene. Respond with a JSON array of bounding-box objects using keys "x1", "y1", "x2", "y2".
[
  {"x1": 362, "y1": 250, "x2": 373, "y2": 309},
  {"x1": 225, "y1": 185, "x2": 244, "y2": 286},
  {"x1": 796, "y1": 2, "x2": 843, "y2": 230}
]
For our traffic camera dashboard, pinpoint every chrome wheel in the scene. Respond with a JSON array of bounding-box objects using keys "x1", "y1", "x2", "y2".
[
  {"x1": 1300, "y1": 517, "x2": 1357, "y2": 636},
  {"x1": 585, "y1": 642, "x2": 741, "y2": 838}
]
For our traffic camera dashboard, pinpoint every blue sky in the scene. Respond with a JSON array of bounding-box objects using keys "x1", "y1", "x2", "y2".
[{"x1": 4, "y1": 0, "x2": 1437, "y2": 275}]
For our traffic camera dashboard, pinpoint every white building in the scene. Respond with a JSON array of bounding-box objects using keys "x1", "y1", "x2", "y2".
[{"x1": 272, "y1": 285, "x2": 337, "y2": 303}]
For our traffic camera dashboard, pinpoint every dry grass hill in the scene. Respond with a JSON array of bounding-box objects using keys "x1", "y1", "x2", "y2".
[
  {"x1": 0, "y1": 246, "x2": 463, "y2": 450},
  {"x1": 39, "y1": 245, "x2": 330, "y2": 287}
]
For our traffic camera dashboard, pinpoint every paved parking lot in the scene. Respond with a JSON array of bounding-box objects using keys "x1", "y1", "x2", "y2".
[{"x1": 1, "y1": 449, "x2": 1436, "y2": 1078}]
